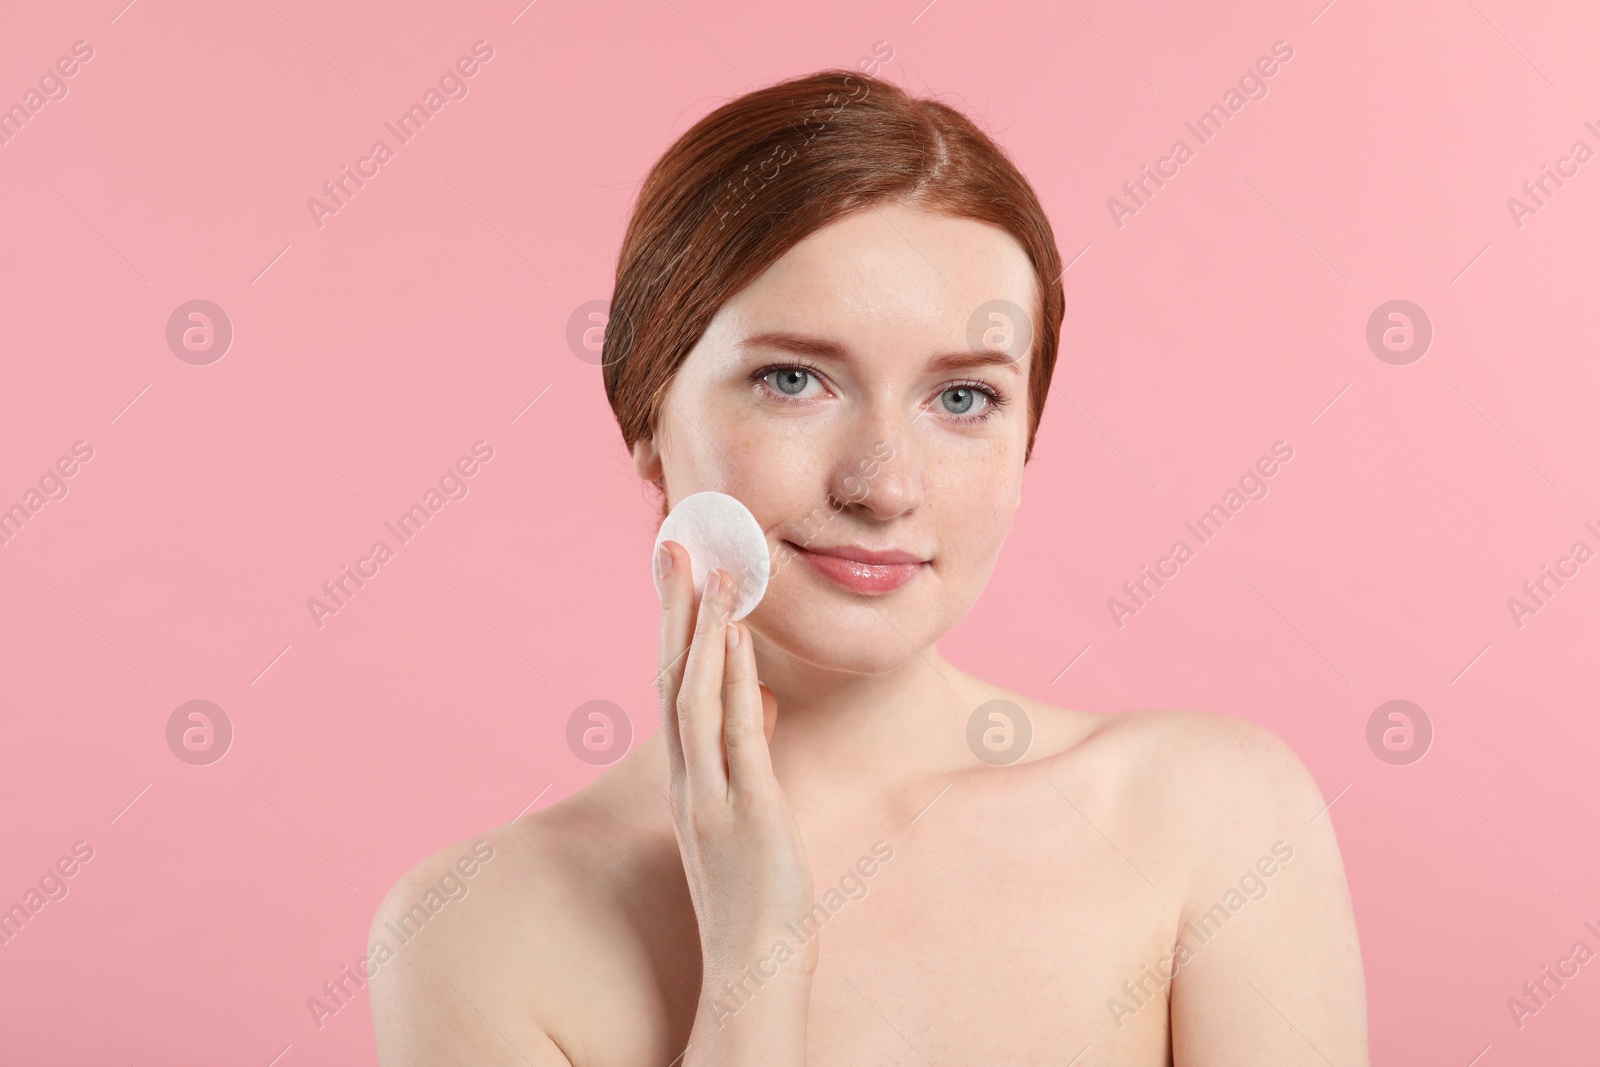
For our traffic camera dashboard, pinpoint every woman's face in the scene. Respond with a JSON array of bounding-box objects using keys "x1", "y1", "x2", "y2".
[{"x1": 633, "y1": 201, "x2": 1039, "y2": 673}]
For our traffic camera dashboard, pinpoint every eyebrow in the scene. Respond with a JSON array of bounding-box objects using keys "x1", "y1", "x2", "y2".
[{"x1": 737, "y1": 330, "x2": 1026, "y2": 375}]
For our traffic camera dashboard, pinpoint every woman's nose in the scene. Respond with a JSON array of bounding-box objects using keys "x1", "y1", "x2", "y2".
[{"x1": 828, "y1": 422, "x2": 921, "y2": 519}]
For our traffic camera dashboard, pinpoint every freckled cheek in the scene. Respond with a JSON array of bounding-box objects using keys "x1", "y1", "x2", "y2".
[
  {"x1": 676, "y1": 417, "x2": 759, "y2": 488},
  {"x1": 714, "y1": 432, "x2": 831, "y2": 518},
  {"x1": 926, "y1": 461, "x2": 1020, "y2": 566},
  {"x1": 928, "y1": 443, "x2": 1020, "y2": 505},
  {"x1": 930, "y1": 509, "x2": 1010, "y2": 573}
]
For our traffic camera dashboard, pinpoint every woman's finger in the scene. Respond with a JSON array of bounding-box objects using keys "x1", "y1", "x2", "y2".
[
  {"x1": 722, "y1": 621, "x2": 774, "y2": 797},
  {"x1": 655, "y1": 540, "x2": 691, "y2": 783},
  {"x1": 677, "y1": 566, "x2": 733, "y2": 796}
]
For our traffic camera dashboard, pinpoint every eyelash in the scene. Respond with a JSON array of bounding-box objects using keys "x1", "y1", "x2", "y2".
[{"x1": 749, "y1": 360, "x2": 1010, "y2": 423}]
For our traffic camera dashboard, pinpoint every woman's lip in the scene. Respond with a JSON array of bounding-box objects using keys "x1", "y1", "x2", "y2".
[
  {"x1": 790, "y1": 542, "x2": 924, "y2": 565},
  {"x1": 785, "y1": 541, "x2": 925, "y2": 594}
]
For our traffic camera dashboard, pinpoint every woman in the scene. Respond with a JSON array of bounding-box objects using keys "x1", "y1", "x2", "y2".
[{"x1": 370, "y1": 69, "x2": 1367, "y2": 1065}]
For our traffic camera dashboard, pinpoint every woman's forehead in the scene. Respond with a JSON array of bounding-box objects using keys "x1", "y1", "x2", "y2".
[{"x1": 714, "y1": 207, "x2": 1038, "y2": 358}]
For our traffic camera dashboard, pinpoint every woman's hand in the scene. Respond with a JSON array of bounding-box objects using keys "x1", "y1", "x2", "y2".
[{"x1": 655, "y1": 540, "x2": 815, "y2": 1064}]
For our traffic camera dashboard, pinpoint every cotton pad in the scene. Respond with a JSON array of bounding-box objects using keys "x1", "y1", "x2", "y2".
[{"x1": 652, "y1": 491, "x2": 771, "y2": 621}]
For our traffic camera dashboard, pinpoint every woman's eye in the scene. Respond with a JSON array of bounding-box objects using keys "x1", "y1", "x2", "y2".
[
  {"x1": 764, "y1": 367, "x2": 820, "y2": 398},
  {"x1": 940, "y1": 385, "x2": 988, "y2": 417}
]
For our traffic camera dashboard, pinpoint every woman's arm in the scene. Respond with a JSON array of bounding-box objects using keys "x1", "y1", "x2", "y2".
[
  {"x1": 1167, "y1": 717, "x2": 1369, "y2": 1066},
  {"x1": 656, "y1": 547, "x2": 817, "y2": 1065}
]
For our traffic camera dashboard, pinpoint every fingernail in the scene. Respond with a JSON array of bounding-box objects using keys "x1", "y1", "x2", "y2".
[
  {"x1": 654, "y1": 543, "x2": 673, "y2": 580},
  {"x1": 726, "y1": 623, "x2": 741, "y2": 651},
  {"x1": 705, "y1": 569, "x2": 721, "y2": 598}
]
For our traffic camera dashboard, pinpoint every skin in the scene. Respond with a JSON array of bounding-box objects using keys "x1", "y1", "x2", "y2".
[{"x1": 369, "y1": 202, "x2": 1368, "y2": 1065}]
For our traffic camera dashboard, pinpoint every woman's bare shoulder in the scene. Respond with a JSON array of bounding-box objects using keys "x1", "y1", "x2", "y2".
[
  {"x1": 370, "y1": 764, "x2": 673, "y2": 962},
  {"x1": 1081, "y1": 706, "x2": 1315, "y2": 786},
  {"x1": 1112, "y1": 707, "x2": 1323, "y2": 820},
  {"x1": 367, "y1": 757, "x2": 684, "y2": 1063},
  {"x1": 1009, "y1": 701, "x2": 1329, "y2": 872},
  {"x1": 1074, "y1": 714, "x2": 1365, "y2": 1060},
  {"x1": 1017, "y1": 700, "x2": 1318, "y2": 800},
  {"x1": 366, "y1": 810, "x2": 604, "y2": 982}
]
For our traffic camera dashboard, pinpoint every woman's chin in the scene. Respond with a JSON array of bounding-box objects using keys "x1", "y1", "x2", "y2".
[
  {"x1": 770, "y1": 640, "x2": 920, "y2": 676},
  {"x1": 749, "y1": 605, "x2": 941, "y2": 676}
]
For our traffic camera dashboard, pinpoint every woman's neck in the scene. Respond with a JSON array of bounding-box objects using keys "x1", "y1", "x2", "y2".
[{"x1": 754, "y1": 635, "x2": 983, "y2": 827}]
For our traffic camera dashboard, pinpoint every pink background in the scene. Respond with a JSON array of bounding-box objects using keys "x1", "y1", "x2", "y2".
[{"x1": 2, "y1": 0, "x2": 1597, "y2": 1063}]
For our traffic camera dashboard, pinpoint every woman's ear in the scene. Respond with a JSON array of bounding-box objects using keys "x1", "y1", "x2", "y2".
[{"x1": 631, "y1": 436, "x2": 662, "y2": 481}]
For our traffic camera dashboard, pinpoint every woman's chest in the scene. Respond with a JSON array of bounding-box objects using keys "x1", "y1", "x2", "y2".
[
  {"x1": 792, "y1": 817, "x2": 1178, "y2": 1065},
  {"x1": 577, "y1": 796, "x2": 1182, "y2": 1066}
]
